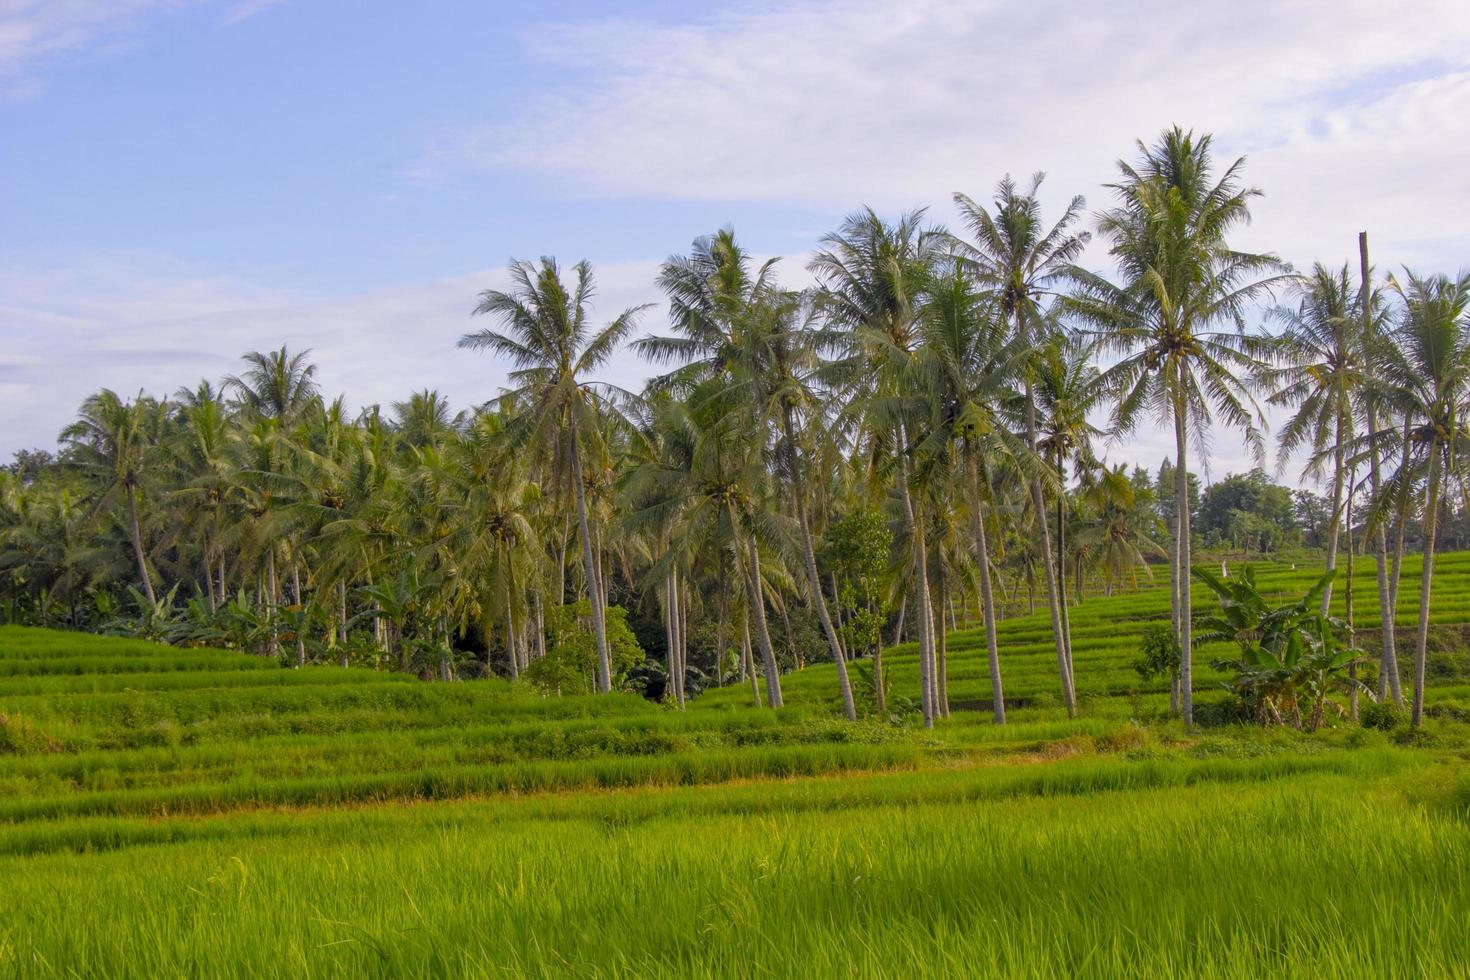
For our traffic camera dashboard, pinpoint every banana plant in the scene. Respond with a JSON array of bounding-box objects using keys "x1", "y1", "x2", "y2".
[{"x1": 1194, "y1": 564, "x2": 1367, "y2": 730}]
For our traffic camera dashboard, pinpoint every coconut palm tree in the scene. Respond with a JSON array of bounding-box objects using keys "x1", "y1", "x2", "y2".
[
  {"x1": 225, "y1": 346, "x2": 321, "y2": 423},
  {"x1": 1370, "y1": 269, "x2": 1470, "y2": 727},
  {"x1": 1074, "y1": 464, "x2": 1168, "y2": 595},
  {"x1": 811, "y1": 208, "x2": 946, "y2": 726},
  {"x1": 914, "y1": 263, "x2": 1038, "y2": 723},
  {"x1": 458, "y1": 258, "x2": 649, "y2": 693},
  {"x1": 1068, "y1": 127, "x2": 1292, "y2": 725},
  {"x1": 640, "y1": 231, "x2": 856, "y2": 717},
  {"x1": 60, "y1": 390, "x2": 161, "y2": 605},
  {"x1": 1266, "y1": 264, "x2": 1380, "y2": 619},
  {"x1": 1033, "y1": 334, "x2": 1104, "y2": 642},
  {"x1": 952, "y1": 174, "x2": 1089, "y2": 714},
  {"x1": 634, "y1": 227, "x2": 779, "y2": 391}
]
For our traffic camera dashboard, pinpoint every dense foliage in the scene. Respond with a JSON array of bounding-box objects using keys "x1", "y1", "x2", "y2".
[{"x1": 3, "y1": 125, "x2": 1469, "y2": 733}]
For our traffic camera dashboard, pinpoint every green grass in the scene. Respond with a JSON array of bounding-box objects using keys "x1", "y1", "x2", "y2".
[{"x1": 1, "y1": 554, "x2": 1469, "y2": 977}]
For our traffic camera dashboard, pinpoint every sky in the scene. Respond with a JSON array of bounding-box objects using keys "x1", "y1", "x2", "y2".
[{"x1": 3, "y1": 0, "x2": 1469, "y2": 485}]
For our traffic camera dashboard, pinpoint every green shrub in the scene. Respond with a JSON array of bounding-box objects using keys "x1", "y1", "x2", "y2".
[{"x1": 1360, "y1": 699, "x2": 1408, "y2": 732}]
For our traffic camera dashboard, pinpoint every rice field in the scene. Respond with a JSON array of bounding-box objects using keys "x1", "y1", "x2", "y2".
[{"x1": 2, "y1": 553, "x2": 1469, "y2": 977}]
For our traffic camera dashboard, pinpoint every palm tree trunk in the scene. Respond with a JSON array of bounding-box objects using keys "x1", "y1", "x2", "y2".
[
  {"x1": 1390, "y1": 413, "x2": 1413, "y2": 614},
  {"x1": 567, "y1": 433, "x2": 612, "y2": 693},
  {"x1": 893, "y1": 423, "x2": 937, "y2": 727},
  {"x1": 125, "y1": 485, "x2": 157, "y2": 605},
  {"x1": 1321, "y1": 409, "x2": 1347, "y2": 616},
  {"x1": 662, "y1": 568, "x2": 676, "y2": 701},
  {"x1": 292, "y1": 559, "x2": 306, "y2": 667},
  {"x1": 968, "y1": 452, "x2": 1005, "y2": 724},
  {"x1": 1411, "y1": 451, "x2": 1441, "y2": 728},
  {"x1": 912, "y1": 499, "x2": 937, "y2": 727},
  {"x1": 1359, "y1": 232, "x2": 1402, "y2": 703},
  {"x1": 829, "y1": 573, "x2": 846, "y2": 645},
  {"x1": 1024, "y1": 385, "x2": 1075, "y2": 716},
  {"x1": 266, "y1": 545, "x2": 278, "y2": 658},
  {"x1": 1056, "y1": 480, "x2": 1076, "y2": 669},
  {"x1": 782, "y1": 409, "x2": 856, "y2": 720},
  {"x1": 504, "y1": 572, "x2": 519, "y2": 680},
  {"x1": 740, "y1": 607, "x2": 761, "y2": 705},
  {"x1": 731, "y1": 506, "x2": 782, "y2": 708},
  {"x1": 1345, "y1": 474, "x2": 1359, "y2": 721},
  {"x1": 935, "y1": 571, "x2": 949, "y2": 718},
  {"x1": 1174, "y1": 398, "x2": 1195, "y2": 726},
  {"x1": 677, "y1": 575, "x2": 689, "y2": 706}
]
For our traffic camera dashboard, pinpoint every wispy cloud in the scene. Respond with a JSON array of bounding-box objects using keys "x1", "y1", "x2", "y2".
[
  {"x1": 0, "y1": 0, "x2": 287, "y2": 92},
  {"x1": 0, "y1": 253, "x2": 662, "y2": 456},
  {"x1": 220, "y1": 0, "x2": 285, "y2": 26},
  {"x1": 431, "y1": 0, "x2": 1470, "y2": 272},
  {"x1": 0, "y1": 0, "x2": 188, "y2": 87}
]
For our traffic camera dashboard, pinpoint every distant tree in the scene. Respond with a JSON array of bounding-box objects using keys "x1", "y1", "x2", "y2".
[
  {"x1": 524, "y1": 601, "x2": 645, "y2": 695},
  {"x1": 1292, "y1": 490, "x2": 1332, "y2": 548},
  {"x1": 4, "y1": 450, "x2": 58, "y2": 484},
  {"x1": 1197, "y1": 470, "x2": 1297, "y2": 554}
]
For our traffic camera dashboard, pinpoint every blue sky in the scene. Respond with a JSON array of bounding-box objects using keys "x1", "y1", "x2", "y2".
[{"x1": 4, "y1": 0, "x2": 1470, "y2": 482}]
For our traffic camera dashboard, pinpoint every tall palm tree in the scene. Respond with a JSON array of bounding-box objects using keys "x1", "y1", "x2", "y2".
[
  {"x1": 634, "y1": 227, "x2": 779, "y2": 390},
  {"x1": 459, "y1": 258, "x2": 648, "y2": 693},
  {"x1": 60, "y1": 390, "x2": 160, "y2": 605},
  {"x1": 1068, "y1": 127, "x2": 1291, "y2": 725},
  {"x1": 625, "y1": 383, "x2": 785, "y2": 706},
  {"x1": 640, "y1": 231, "x2": 855, "y2": 717},
  {"x1": 752, "y1": 291, "x2": 858, "y2": 719},
  {"x1": 915, "y1": 264, "x2": 1037, "y2": 723},
  {"x1": 1371, "y1": 270, "x2": 1470, "y2": 727},
  {"x1": 1034, "y1": 335, "x2": 1104, "y2": 631},
  {"x1": 1267, "y1": 264, "x2": 1378, "y2": 619},
  {"x1": 225, "y1": 346, "x2": 320, "y2": 423},
  {"x1": 812, "y1": 208, "x2": 945, "y2": 726},
  {"x1": 952, "y1": 174, "x2": 1089, "y2": 715}
]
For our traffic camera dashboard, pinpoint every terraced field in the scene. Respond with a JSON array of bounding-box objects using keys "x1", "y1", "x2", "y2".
[{"x1": 1, "y1": 554, "x2": 1469, "y2": 977}]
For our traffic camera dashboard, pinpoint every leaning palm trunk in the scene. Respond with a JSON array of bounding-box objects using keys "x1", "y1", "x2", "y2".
[
  {"x1": 1173, "y1": 397, "x2": 1196, "y2": 726},
  {"x1": 568, "y1": 434, "x2": 612, "y2": 693},
  {"x1": 1411, "y1": 452, "x2": 1441, "y2": 728},
  {"x1": 1024, "y1": 385, "x2": 1076, "y2": 716},
  {"x1": 893, "y1": 423, "x2": 937, "y2": 726},
  {"x1": 1359, "y1": 232, "x2": 1402, "y2": 703},
  {"x1": 968, "y1": 451, "x2": 1006, "y2": 724},
  {"x1": 1320, "y1": 413, "x2": 1347, "y2": 616},
  {"x1": 1368, "y1": 409, "x2": 1402, "y2": 701},
  {"x1": 125, "y1": 485, "x2": 157, "y2": 606},
  {"x1": 1388, "y1": 414, "x2": 1413, "y2": 618},
  {"x1": 740, "y1": 610, "x2": 761, "y2": 705},
  {"x1": 782, "y1": 410, "x2": 856, "y2": 720},
  {"x1": 911, "y1": 500, "x2": 939, "y2": 727},
  {"x1": 731, "y1": 507, "x2": 783, "y2": 708}
]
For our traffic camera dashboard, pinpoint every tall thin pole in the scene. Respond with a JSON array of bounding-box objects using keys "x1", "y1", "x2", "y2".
[{"x1": 1361, "y1": 231, "x2": 1403, "y2": 703}]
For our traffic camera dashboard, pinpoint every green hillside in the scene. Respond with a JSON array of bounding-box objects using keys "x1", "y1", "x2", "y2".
[{"x1": 1, "y1": 556, "x2": 1469, "y2": 977}]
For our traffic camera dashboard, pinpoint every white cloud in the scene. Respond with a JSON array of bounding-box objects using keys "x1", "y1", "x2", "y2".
[
  {"x1": 0, "y1": 0, "x2": 286, "y2": 91},
  {"x1": 437, "y1": 0, "x2": 1470, "y2": 273},
  {"x1": 0, "y1": 253, "x2": 663, "y2": 456},
  {"x1": 220, "y1": 0, "x2": 284, "y2": 26},
  {"x1": 0, "y1": 0, "x2": 188, "y2": 84}
]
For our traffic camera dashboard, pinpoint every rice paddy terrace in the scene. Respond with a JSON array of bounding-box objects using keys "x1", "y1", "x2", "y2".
[{"x1": 1, "y1": 555, "x2": 1469, "y2": 977}]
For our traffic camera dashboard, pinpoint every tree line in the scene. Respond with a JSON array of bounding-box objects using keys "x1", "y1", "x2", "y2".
[{"x1": 3, "y1": 126, "x2": 1468, "y2": 729}]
